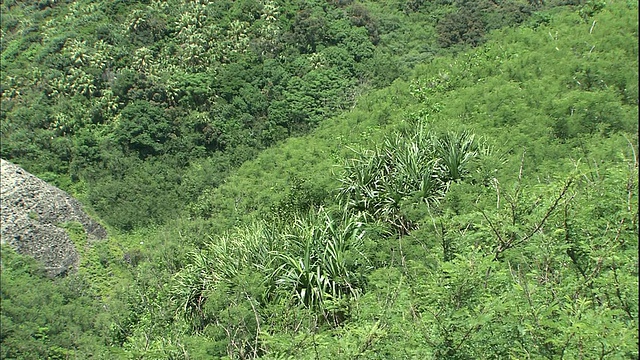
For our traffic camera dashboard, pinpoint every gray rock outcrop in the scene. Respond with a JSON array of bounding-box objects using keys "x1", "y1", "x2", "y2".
[{"x1": 1, "y1": 159, "x2": 107, "y2": 277}]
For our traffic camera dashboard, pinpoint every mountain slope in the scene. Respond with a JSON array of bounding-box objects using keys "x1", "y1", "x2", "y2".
[{"x1": 1, "y1": 1, "x2": 637, "y2": 359}]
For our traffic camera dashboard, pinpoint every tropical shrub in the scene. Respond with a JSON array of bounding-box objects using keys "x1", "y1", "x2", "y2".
[{"x1": 338, "y1": 122, "x2": 482, "y2": 233}]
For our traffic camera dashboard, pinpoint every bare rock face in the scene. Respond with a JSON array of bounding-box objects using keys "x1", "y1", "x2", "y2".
[{"x1": 1, "y1": 159, "x2": 107, "y2": 277}]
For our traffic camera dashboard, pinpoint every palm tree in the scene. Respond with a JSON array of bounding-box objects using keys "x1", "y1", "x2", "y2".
[{"x1": 133, "y1": 47, "x2": 155, "y2": 73}]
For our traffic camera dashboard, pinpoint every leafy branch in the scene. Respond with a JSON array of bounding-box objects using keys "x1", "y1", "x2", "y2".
[{"x1": 486, "y1": 177, "x2": 574, "y2": 261}]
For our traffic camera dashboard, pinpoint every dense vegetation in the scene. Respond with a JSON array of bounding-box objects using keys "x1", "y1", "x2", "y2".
[
  {"x1": 1, "y1": 0, "x2": 552, "y2": 230},
  {"x1": 1, "y1": 0, "x2": 638, "y2": 359}
]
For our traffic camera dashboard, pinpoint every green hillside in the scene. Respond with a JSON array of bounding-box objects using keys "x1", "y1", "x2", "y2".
[{"x1": 1, "y1": 0, "x2": 638, "y2": 359}]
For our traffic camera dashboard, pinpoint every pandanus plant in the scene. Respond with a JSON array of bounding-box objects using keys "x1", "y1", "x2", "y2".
[
  {"x1": 338, "y1": 123, "x2": 480, "y2": 233},
  {"x1": 434, "y1": 130, "x2": 479, "y2": 183},
  {"x1": 268, "y1": 208, "x2": 369, "y2": 311},
  {"x1": 172, "y1": 222, "x2": 277, "y2": 324},
  {"x1": 174, "y1": 210, "x2": 370, "y2": 326}
]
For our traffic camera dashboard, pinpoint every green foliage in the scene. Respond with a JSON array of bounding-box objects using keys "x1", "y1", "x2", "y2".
[
  {"x1": 434, "y1": 130, "x2": 480, "y2": 182},
  {"x1": 4, "y1": 0, "x2": 451, "y2": 231},
  {"x1": 436, "y1": 0, "x2": 534, "y2": 48},
  {"x1": 0, "y1": 246, "x2": 113, "y2": 359},
  {"x1": 116, "y1": 100, "x2": 170, "y2": 158},
  {"x1": 1, "y1": 1, "x2": 637, "y2": 358},
  {"x1": 1, "y1": 0, "x2": 562, "y2": 233},
  {"x1": 270, "y1": 209, "x2": 370, "y2": 313},
  {"x1": 58, "y1": 220, "x2": 86, "y2": 247},
  {"x1": 174, "y1": 208, "x2": 371, "y2": 324},
  {"x1": 86, "y1": 157, "x2": 183, "y2": 231},
  {"x1": 338, "y1": 123, "x2": 482, "y2": 233}
]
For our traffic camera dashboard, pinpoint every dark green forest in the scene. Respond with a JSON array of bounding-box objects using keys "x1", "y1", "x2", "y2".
[{"x1": 1, "y1": 0, "x2": 638, "y2": 358}]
